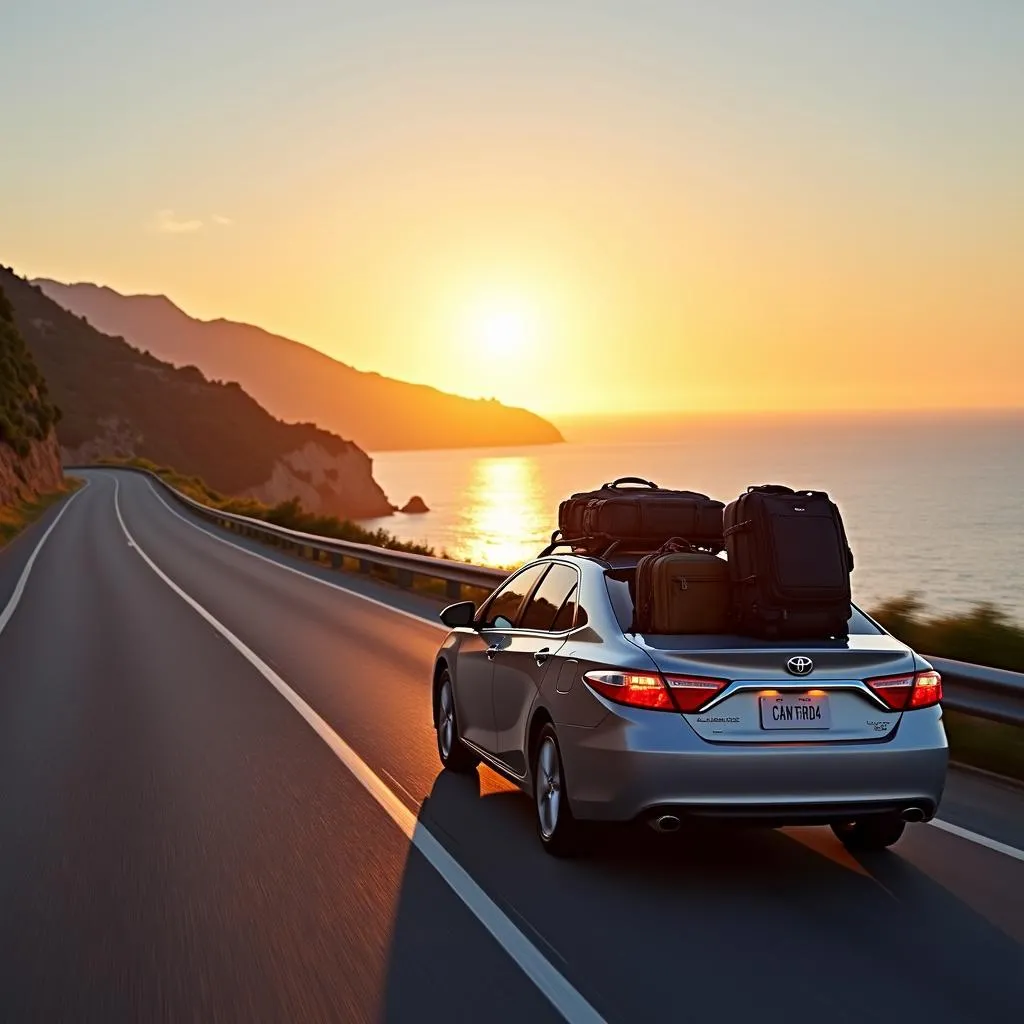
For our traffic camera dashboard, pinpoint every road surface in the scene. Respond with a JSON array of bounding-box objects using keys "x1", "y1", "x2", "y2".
[{"x1": 0, "y1": 469, "x2": 1021, "y2": 1022}]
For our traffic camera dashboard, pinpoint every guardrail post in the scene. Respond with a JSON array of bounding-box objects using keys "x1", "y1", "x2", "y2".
[
  {"x1": 446, "y1": 579, "x2": 461, "y2": 601},
  {"x1": 359, "y1": 559, "x2": 371, "y2": 574},
  {"x1": 396, "y1": 569, "x2": 414, "y2": 589},
  {"x1": 331, "y1": 552, "x2": 342, "y2": 569}
]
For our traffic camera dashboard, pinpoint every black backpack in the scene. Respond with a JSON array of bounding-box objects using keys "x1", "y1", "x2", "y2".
[{"x1": 724, "y1": 485, "x2": 854, "y2": 639}]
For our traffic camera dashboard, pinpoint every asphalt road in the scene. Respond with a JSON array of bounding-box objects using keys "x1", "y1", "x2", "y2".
[{"x1": 0, "y1": 469, "x2": 1021, "y2": 1023}]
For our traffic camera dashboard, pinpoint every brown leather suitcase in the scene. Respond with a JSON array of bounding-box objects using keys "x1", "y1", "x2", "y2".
[{"x1": 633, "y1": 541, "x2": 731, "y2": 634}]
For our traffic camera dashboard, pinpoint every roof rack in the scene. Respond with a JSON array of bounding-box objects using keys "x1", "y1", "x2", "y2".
[{"x1": 540, "y1": 532, "x2": 723, "y2": 560}]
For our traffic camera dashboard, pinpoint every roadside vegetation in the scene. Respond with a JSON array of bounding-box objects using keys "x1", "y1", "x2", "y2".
[
  {"x1": 0, "y1": 284, "x2": 60, "y2": 457},
  {"x1": 102, "y1": 457, "x2": 437, "y2": 557},
  {"x1": 0, "y1": 478, "x2": 83, "y2": 548},
  {"x1": 870, "y1": 593, "x2": 1024, "y2": 674},
  {"x1": 871, "y1": 594, "x2": 1024, "y2": 782}
]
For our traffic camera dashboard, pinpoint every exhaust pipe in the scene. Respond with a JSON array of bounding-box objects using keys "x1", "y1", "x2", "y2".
[
  {"x1": 649, "y1": 814, "x2": 682, "y2": 834},
  {"x1": 901, "y1": 807, "x2": 926, "y2": 823}
]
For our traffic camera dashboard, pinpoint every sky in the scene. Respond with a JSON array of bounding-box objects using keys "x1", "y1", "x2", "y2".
[{"x1": 2, "y1": 1, "x2": 1022, "y2": 417}]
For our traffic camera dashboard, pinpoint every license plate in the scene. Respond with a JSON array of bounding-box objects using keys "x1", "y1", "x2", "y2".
[{"x1": 759, "y1": 693, "x2": 831, "y2": 730}]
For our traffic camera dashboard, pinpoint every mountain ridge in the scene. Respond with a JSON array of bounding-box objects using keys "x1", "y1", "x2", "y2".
[
  {"x1": 34, "y1": 279, "x2": 564, "y2": 452},
  {"x1": 3, "y1": 267, "x2": 398, "y2": 519}
]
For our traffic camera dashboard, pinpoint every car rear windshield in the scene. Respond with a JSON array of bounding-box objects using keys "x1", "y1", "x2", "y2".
[{"x1": 603, "y1": 570, "x2": 883, "y2": 637}]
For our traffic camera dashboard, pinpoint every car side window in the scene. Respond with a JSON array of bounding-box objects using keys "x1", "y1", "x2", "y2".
[
  {"x1": 553, "y1": 585, "x2": 589, "y2": 631},
  {"x1": 519, "y1": 564, "x2": 579, "y2": 632},
  {"x1": 479, "y1": 564, "x2": 548, "y2": 629}
]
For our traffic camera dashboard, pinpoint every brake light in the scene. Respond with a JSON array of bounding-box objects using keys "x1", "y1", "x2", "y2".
[
  {"x1": 866, "y1": 670, "x2": 942, "y2": 710},
  {"x1": 909, "y1": 670, "x2": 942, "y2": 708},
  {"x1": 583, "y1": 671, "x2": 725, "y2": 713},
  {"x1": 664, "y1": 675, "x2": 728, "y2": 712}
]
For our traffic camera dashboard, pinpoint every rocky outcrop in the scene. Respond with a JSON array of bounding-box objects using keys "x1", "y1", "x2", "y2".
[
  {"x1": 0, "y1": 429, "x2": 63, "y2": 507},
  {"x1": 244, "y1": 440, "x2": 393, "y2": 519},
  {"x1": 60, "y1": 416, "x2": 141, "y2": 466},
  {"x1": 1, "y1": 280, "x2": 64, "y2": 507},
  {"x1": 400, "y1": 495, "x2": 429, "y2": 514}
]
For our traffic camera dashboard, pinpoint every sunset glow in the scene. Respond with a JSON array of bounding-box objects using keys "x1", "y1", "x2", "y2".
[
  {"x1": 2, "y1": 3, "x2": 1022, "y2": 417},
  {"x1": 466, "y1": 301, "x2": 539, "y2": 360}
]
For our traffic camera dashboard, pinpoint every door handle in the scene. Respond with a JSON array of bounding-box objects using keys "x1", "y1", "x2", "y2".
[
  {"x1": 486, "y1": 645, "x2": 502, "y2": 660},
  {"x1": 534, "y1": 647, "x2": 552, "y2": 667}
]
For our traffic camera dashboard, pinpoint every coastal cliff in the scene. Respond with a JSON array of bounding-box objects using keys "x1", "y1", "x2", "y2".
[
  {"x1": 0, "y1": 283, "x2": 63, "y2": 508},
  {"x1": 2, "y1": 267, "x2": 395, "y2": 520}
]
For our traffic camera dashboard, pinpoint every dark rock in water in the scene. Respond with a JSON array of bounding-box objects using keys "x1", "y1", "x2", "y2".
[{"x1": 401, "y1": 495, "x2": 429, "y2": 514}]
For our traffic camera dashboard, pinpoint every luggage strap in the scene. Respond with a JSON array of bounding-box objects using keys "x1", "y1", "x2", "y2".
[{"x1": 723, "y1": 520, "x2": 752, "y2": 537}]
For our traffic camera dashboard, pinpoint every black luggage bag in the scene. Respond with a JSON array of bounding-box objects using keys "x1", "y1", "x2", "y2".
[
  {"x1": 724, "y1": 485, "x2": 854, "y2": 639},
  {"x1": 558, "y1": 478, "x2": 724, "y2": 552}
]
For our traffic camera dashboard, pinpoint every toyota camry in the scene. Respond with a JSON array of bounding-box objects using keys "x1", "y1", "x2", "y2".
[{"x1": 431, "y1": 553, "x2": 948, "y2": 856}]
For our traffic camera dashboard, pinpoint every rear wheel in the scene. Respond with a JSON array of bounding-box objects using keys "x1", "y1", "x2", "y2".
[
  {"x1": 831, "y1": 815, "x2": 906, "y2": 851},
  {"x1": 534, "y1": 725, "x2": 585, "y2": 857},
  {"x1": 436, "y1": 673, "x2": 479, "y2": 774}
]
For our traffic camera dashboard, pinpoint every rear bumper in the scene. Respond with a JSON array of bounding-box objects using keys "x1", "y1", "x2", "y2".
[{"x1": 559, "y1": 705, "x2": 949, "y2": 824}]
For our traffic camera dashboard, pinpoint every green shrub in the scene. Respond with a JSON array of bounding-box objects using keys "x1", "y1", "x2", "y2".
[
  {"x1": 871, "y1": 593, "x2": 1024, "y2": 673},
  {"x1": 0, "y1": 283, "x2": 58, "y2": 456}
]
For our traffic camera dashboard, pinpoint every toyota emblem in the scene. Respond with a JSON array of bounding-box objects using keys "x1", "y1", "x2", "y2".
[{"x1": 786, "y1": 656, "x2": 814, "y2": 676}]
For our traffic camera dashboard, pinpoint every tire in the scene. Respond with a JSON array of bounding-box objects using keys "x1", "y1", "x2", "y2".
[
  {"x1": 436, "y1": 672, "x2": 479, "y2": 774},
  {"x1": 533, "y1": 724, "x2": 585, "y2": 857},
  {"x1": 831, "y1": 815, "x2": 906, "y2": 851}
]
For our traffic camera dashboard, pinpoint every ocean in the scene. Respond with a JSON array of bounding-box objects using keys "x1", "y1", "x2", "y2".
[{"x1": 360, "y1": 412, "x2": 1024, "y2": 620}]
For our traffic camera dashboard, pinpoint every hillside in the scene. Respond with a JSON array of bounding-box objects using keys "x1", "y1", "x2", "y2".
[
  {"x1": 0, "y1": 283, "x2": 63, "y2": 509},
  {"x1": 2, "y1": 268, "x2": 396, "y2": 519},
  {"x1": 34, "y1": 280, "x2": 565, "y2": 452}
]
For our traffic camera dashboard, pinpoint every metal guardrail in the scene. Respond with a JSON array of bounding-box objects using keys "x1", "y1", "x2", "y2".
[
  {"x1": 930, "y1": 658, "x2": 1024, "y2": 729},
  {"x1": 83, "y1": 466, "x2": 1024, "y2": 728},
  {"x1": 104, "y1": 466, "x2": 508, "y2": 600}
]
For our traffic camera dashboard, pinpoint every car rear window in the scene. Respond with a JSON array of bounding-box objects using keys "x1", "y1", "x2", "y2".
[{"x1": 603, "y1": 571, "x2": 882, "y2": 636}]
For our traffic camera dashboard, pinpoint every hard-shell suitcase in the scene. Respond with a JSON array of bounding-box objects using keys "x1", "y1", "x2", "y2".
[
  {"x1": 724, "y1": 485, "x2": 854, "y2": 639},
  {"x1": 558, "y1": 477, "x2": 724, "y2": 551},
  {"x1": 633, "y1": 540, "x2": 731, "y2": 634}
]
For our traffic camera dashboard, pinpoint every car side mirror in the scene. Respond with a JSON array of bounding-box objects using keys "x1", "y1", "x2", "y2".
[{"x1": 440, "y1": 601, "x2": 477, "y2": 629}]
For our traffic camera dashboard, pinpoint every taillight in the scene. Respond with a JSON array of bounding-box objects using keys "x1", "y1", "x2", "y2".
[
  {"x1": 909, "y1": 670, "x2": 942, "y2": 708},
  {"x1": 866, "y1": 670, "x2": 942, "y2": 710},
  {"x1": 664, "y1": 675, "x2": 729, "y2": 712},
  {"x1": 584, "y1": 671, "x2": 726, "y2": 713}
]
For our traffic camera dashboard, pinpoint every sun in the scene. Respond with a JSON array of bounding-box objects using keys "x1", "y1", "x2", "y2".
[{"x1": 470, "y1": 302, "x2": 538, "y2": 357}]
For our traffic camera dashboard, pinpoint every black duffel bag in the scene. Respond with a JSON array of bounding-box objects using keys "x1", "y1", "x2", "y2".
[
  {"x1": 558, "y1": 477, "x2": 724, "y2": 552},
  {"x1": 724, "y1": 484, "x2": 854, "y2": 639}
]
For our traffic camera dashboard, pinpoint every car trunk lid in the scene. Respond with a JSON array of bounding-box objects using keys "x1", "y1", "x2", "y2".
[{"x1": 634, "y1": 633, "x2": 915, "y2": 743}]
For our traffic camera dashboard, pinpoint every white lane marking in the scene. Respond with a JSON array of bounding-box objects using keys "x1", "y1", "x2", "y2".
[
  {"x1": 0, "y1": 481, "x2": 89, "y2": 638},
  {"x1": 112, "y1": 478, "x2": 604, "y2": 1024},
  {"x1": 140, "y1": 477, "x2": 446, "y2": 631},
  {"x1": 131, "y1": 475, "x2": 1024, "y2": 870},
  {"x1": 928, "y1": 819, "x2": 1024, "y2": 863}
]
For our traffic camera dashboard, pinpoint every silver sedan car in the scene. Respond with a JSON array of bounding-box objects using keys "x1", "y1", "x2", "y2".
[{"x1": 432, "y1": 554, "x2": 948, "y2": 856}]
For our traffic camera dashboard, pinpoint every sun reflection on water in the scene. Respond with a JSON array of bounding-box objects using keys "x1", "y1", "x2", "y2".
[{"x1": 459, "y1": 456, "x2": 550, "y2": 569}]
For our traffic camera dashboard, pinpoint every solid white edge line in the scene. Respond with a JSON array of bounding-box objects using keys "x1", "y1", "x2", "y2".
[
  {"x1": 140, "y1": 476, "x2": 446, "y2": 631},
  {"x1": 111, "y1": 477, "x2": 605, "y2": 1024},
  {"x1": 0, "y1": 480, "x2": 89, "y2": 638},
  {"x1": 928, "y1": 819, "x2": 1024, "y2": 863},
  {"x1": 128, "y1": 474, "x2": 1024, "y2": 869}
]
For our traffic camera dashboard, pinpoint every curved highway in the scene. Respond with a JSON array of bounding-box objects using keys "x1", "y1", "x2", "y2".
[{"x1": 0, "y1": 469, "x2": 1022, "y2": 1022}]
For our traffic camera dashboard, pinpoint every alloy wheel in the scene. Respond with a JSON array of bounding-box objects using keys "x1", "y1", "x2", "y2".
[
  {"x1": 536, "y1": 736, "x2": 562, "y2": 839},
  {"x1": 439, "y1": 680, "x2": 454, "y2": 759}
]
